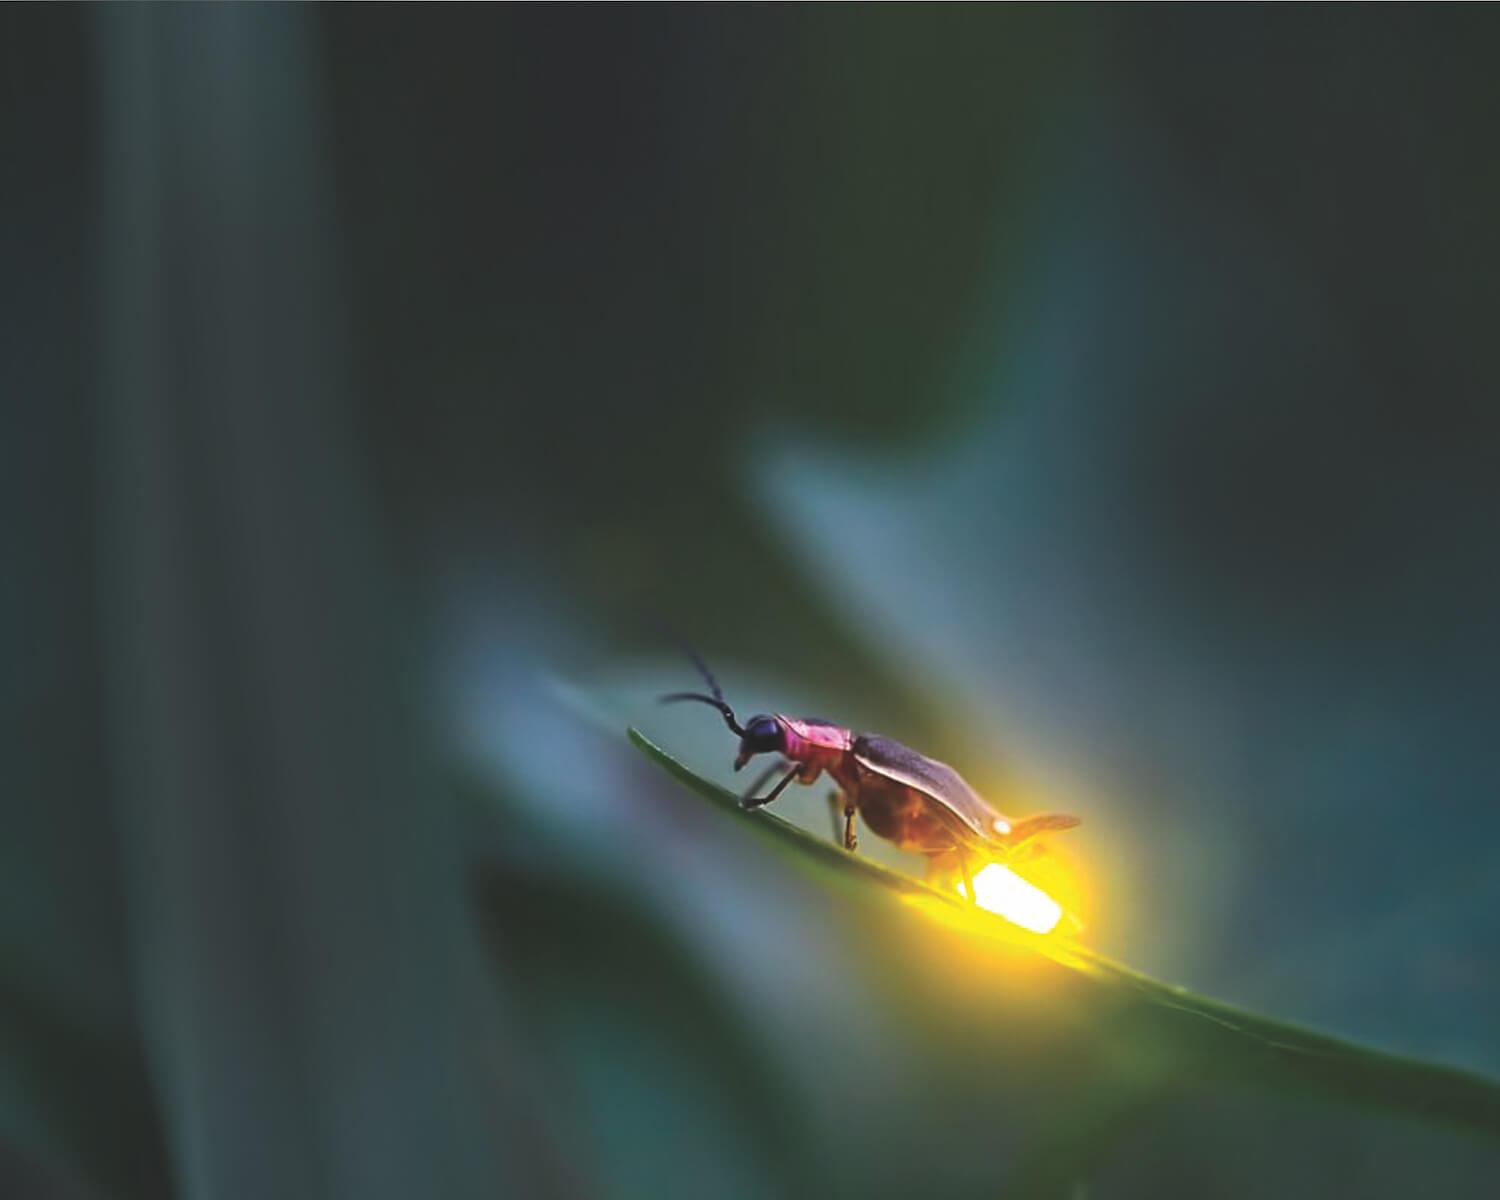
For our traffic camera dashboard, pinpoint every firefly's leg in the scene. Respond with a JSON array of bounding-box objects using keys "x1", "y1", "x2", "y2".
[
  {"x1": 826, "y1": 792, "x2": 842, "y2": 843},
  {"x1": 842, "y1": 801, "x2": 858, "y2": 852},
  {"x1": 958, "y1": 852, "x2": 976, "y2": 906},
  {"x1": 741, "y1": 765, "x2": 801, "y2": 811},
  {"x1": 739, "y1": 762, "x2": 782, "y2": 807}
]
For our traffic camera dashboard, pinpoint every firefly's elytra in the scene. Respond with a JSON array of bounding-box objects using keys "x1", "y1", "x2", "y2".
[{"x1": 662, "y1": 652, "x2": 1080, "y2": 897}]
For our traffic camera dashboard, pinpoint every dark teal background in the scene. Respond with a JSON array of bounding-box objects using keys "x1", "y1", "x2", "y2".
[{"x1": 5, "y1": 6, "x2": 1499, "y2": 1197}]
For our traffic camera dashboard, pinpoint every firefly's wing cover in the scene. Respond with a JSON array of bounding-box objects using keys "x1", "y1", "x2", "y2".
[{"x1": 851, "y1": 735, "x2": 1003, "y2": 843}]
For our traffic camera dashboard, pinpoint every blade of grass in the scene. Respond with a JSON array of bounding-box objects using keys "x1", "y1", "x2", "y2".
[{"x1": 630, "y1": 726, "x2": 1500, "y2": 1141}]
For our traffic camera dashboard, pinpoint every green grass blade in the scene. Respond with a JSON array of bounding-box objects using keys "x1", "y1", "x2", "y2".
[{"x1": 629, "y1": 727, "x2": 1500, "y2": 1142}]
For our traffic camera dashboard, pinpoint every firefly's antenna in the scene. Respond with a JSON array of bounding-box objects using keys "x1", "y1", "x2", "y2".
[
  {"x1": 659, "y1": 643, "x2": 745, "y2": 736},
  {"x1": 683, "y1": 643, "x2": 726, "y2": 707}
]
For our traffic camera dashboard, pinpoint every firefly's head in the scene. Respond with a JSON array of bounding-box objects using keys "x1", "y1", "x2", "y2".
[
  {"x1": 659, "y1": 647, "x2": 784, "y2": 770},
  {"x1": 734, "y1": 714, "x2": 785, "y2": 771}
]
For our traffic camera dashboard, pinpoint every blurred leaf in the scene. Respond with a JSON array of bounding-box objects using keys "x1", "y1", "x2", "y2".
[
  {"x1": 0, "y1": 970, "x2": 169, "y2": 1200},
  {"x1": 471, "y1": 859, "x2": 817, "y2": 1200},
  {"x1": 630, "y1": 729, "x2": 1500, "y2": 1148}
]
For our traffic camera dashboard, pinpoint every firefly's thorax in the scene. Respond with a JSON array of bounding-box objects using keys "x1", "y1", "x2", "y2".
[
  {"x1": 773, "y1": 715, "x2": 854, "y2": 784},
  {"x1": 777, "y1": 715, "x2": 853, "y2": 758}
]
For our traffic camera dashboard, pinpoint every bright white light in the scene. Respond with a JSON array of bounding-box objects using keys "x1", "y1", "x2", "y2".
[{"x1": 958, "y1": 863, "x2": 1063, "y2": 934}]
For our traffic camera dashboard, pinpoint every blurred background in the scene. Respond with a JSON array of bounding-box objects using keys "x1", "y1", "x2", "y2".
[{"x1": 5, "y1": 5, "x2": 1499, "y2": 1198}]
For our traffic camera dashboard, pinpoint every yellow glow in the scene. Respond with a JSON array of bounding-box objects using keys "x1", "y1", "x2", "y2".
[{"x1": 958, "y1": 863, "x2": 1064, "y2": 934}]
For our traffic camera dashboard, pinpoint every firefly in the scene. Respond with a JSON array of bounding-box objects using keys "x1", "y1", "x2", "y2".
[{"x1": 662, "y1": 651, "x2": 1080, "y2": 920}]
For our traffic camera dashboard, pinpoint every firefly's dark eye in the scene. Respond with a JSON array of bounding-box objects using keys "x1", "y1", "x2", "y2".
[{"x1": 743, "y1": 715, "x2": 783, "y2": 754}]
